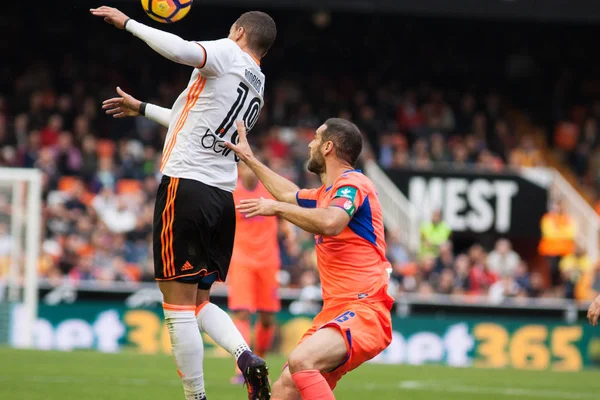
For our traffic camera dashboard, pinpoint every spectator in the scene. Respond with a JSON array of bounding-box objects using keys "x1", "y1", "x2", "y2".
[
  {"x1": 509, "y1": 135, "x2": 544, "y2": 168},
  {"x1": 528, "y1": 271, "x2": 545, "y2": 298},
  {"x1": 423, "y1": 91, "x2": 455, "y2": 134},
  {"x1": 289, "y1": 269, "x2": 322, "y2": 316},
  {"x1": 430, "y1": 133, "x2": 451, "y2": 163},
  {"x1": 434, "y1": 241, "x2": 454, "y2": 272},
  {"x1": 39, "y1": 114, "x2": 63, "y2": 148},
  {"x1": 54, "y1": 131, "x2": 82, "y2": 176},
  {"x1": 559, "y1": 245, "x2": 592, "y2": 299},
  {"x1": 419, "y1": 209, "x2": 452, "y2": 259},
  {"x1": 80, "y1": 135, "x2": 99, "y2": 182},
  {"x1": 396, "y1": 89, "x2": 424, "y2": 136},
  {"x1": 454, "y1": 93, "x2": 476, "y2": 135},
  {"x1": 436, "y1": 268, "x2": 455, "y2": 295},
  {"x1": 514, "y1": 261, "x2": 532, "y2": 295},
  {"x1": 487, "y1": 238, "x2": 521, "y2": 277},
  {"x1": 468, "y1": 244, "x2": 498, "y2": 295},
  {"x1": 488, "y1": 275, "x2": 520, "y2": 303},
  {"x1": 98, "y1": 197, "x2": 137, "y2": 234},
  {"x1": 453, "y1": 254, "x2": 471, "y2": 294},
  {"x1": 385, "y1": 229, "x2": 411, "y2": 267},
  {"x1": 538, "y1": 198, "x2": 577, "y2": 291},
  {"x1": 578, "y1": 261, "x2": 600, "y2": 301},
  {"x1": 69, "y1": 255, "x2": 96, "y2": 282}
]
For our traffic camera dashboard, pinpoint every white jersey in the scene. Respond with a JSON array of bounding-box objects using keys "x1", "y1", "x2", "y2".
[{"x1": 160, "y1": 38, "x2": 265, "y2": 192}]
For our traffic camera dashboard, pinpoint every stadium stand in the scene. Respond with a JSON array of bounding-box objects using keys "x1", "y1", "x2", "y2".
[{"x1": 1, "y1": 3, "x2": 599, "y2": 303}]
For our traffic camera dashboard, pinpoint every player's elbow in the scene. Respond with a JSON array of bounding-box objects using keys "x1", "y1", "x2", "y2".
[
  {"x1": 321, "y1": 217, "x2": 344, "y2": 237},
  {"x1": 282, "y1": 191, "x2": 299, "y2": 205},
  {"x1": 170, "y1": 41, "x2": 204, "y2": 66}
]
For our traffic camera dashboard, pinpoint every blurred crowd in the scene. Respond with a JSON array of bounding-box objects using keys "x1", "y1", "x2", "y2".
[
  {"x1": 1, "y1": 3, "x2": 599, "y2": 301},
  {"x1": 552, "y1": 98, "x2": 600, "y2": 212},
  {"x1": 388, "y1": 201, "x2": 599, "y2": 302},
  {"x1": 0, "y1": 71, "x2": 564, "y2": 300}
]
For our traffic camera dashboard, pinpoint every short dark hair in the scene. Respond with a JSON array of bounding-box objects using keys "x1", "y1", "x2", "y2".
[
  {"x1": 235, "y1": 11, "x2": 277, "y2": 56},
  {"x1": 322, "y1": 118, "x2": 363, "y2": 167}
]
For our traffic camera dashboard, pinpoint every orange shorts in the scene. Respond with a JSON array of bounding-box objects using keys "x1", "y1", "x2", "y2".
[
  {"x1": 227, "y1": 264, "x2": 280, "y2": 313},
  {"x1": 297, "y1": 300, "x2": 392, "y2": 389}
]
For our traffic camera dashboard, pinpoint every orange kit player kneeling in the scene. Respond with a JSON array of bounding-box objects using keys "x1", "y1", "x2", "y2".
[
  {"x1": 226, "y1": 119, "x2": 394, "y2": 400},
  {"x1": 228, "y1": 161, "x2": 294, "y2": 384}
]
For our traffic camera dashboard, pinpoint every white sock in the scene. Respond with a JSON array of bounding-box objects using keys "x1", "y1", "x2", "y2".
[
  {"x1": 196, "y1": 302, "x2": 250, "y2": 360},
  {"x1": 163, "y1": 304, "x2": 206, "y2": 400}
]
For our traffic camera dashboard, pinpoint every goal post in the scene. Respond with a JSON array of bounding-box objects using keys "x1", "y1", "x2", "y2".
[{"x1": 0, "y1": 167, "x2": 42, "y2": 349}]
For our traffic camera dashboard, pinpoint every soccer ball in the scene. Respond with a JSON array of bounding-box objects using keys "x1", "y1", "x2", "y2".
[{"x1": 141, "y1": 0, "x2": 192, "y2": 23}]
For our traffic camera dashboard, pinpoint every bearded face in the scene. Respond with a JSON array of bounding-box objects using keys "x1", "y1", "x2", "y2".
[
  {"x1": 307, "y1": 144, "x2": 326, "y2": 175},
  {"x1": 307, "y1": 124, "x2": 329, "y2": 175}
]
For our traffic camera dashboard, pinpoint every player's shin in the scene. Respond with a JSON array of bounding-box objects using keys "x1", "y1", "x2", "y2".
[
  {"x1": 164, "y1": 304, "x2": 207, "y2": 400},
  {"x1": 196, "y1": 302, "x2": 250, "y2": 359},
  {"x1": 255, "y1": 321, "x2": 275, "y2": 359},
  {"x1": 291, "y1": 370, "x2": 335, "y2": 400}
]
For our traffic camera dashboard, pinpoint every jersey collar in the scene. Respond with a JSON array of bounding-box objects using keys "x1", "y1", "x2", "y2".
[{"x1": 325, "y1": 169, "x2": 362, "y2": 192}]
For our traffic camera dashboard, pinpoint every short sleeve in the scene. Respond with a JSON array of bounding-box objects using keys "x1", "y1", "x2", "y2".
[
  {"x1": 296, "y1": 188, "x2": 320, "y2": 208},
  {"x1": 329, "y1": 177, "x2": 366, "y2": 218},
  {"x1": 196, "y1": 38, "x2": 237, "y2": 77}
]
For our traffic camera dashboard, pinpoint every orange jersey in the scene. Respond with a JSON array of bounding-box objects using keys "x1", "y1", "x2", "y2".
[
  {"x1": 230, "y1": 180, "x2": 280, "y2": 269},
  {"x1": 296, "y1": 170, "x2": 394, "y2": 308}
]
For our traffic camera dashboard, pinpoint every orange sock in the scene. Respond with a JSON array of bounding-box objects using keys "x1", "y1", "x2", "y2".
[
  {"x1": 291, "y1": 370, "x2": 335, "y2": 400},
  {"x1": 255, "y1": 323, "x2": 275, "y2": 358},
  {"x1": 233, "y1": 319, "x2": 251, "y2": 376}
]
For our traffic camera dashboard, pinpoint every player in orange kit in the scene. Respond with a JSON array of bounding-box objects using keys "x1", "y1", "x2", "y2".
[
  {"x1": 226, "y1": 118, "x2": 394, "y2": 400},
  {"x1": 229, "y1": 161, "x2": 294, "y2": 384}
]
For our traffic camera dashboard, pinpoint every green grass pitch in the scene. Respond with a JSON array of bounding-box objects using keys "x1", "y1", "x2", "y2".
[{"x1": 2, "y1": 347, "x2": 599, "y2": 399}]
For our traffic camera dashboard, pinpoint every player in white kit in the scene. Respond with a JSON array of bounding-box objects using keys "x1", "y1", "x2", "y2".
[{"x1": 91, "y1": 6, "x2": 276, "y2": 400}]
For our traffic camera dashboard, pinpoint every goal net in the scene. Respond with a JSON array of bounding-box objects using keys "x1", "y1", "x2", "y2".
[{"x1": 0, "y1": 168, "x2": 42, "y2": 348}]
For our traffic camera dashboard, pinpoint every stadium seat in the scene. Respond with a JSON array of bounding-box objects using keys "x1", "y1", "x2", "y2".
[
  {"x1": 57, "y1": 176, "x2": 77, "y2": 192},
  {"x1": 97, "y1": 139, "x2": 116, "y2": 159},
  {"x1": 117, "y1": 179, "x2": 142, "y2": 194},
  {"x1": 554, "y1": 121, "x2": 579, "y2": 152}
]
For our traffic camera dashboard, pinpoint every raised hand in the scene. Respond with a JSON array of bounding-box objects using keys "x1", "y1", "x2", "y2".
[
  {"x1": 90, "y1": 6, "x2": 131, "y2": 29},
  {"x1": 588, "y1": 295, "x2": 600, "y2": 326},
  {"x1": 236, "y1": 198, "x2": 279, "y2": 218},
  {"x1": 102, "y1": 87, "x2": 142, "y2": 118},
  {"x1": 224, "y1": 120, "x2": 255, "y2": 162}
]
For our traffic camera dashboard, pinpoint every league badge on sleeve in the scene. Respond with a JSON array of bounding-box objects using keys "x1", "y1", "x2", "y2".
[{"x1": 332, "y1": 186, "x2": 358, "y2": 217}]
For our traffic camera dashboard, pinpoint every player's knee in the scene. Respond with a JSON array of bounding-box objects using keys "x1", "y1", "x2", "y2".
[
  {"x1": 159, "y1": 281, "x2": 198, "y2": 305},
  {"x1": 258, "y1": 312, "x2": 275, "y2": 327},
  {"x1": 234, "y1": 310, "x2": 251, "y2": 322},
  {"x1": 287, "y1": 348, "x2": 316, "y2": 373}
]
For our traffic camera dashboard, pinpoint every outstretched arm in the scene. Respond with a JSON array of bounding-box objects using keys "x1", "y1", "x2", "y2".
[
  {"x1": 238, "y1": 199, "x2": 350, "y2": 237},
  {"x1": 90, "y1": 6, "x2": 206, "y2": 67},
  {"x1": 226, "y1": 121, "x2": 300, "y2": 205},
  {"x1": 102, "y1": 87, "x2": 171, "y2": 128}
]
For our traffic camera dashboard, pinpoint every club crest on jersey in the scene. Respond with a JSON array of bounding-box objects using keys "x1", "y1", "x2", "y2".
[{"x1": 343, "y1": 200, "x2": 352, "y2": 210}]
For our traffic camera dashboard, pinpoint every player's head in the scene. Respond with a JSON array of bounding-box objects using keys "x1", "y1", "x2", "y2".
[
  {"x1": 238, "y1": 160, "x2": 258, "y2": 187},
  {"x1": 307, "y1": 118, "x2": 363, "y2": 175},
  {"x1": 229, "y1": 11, "x2": 277, "y2": 57}
]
